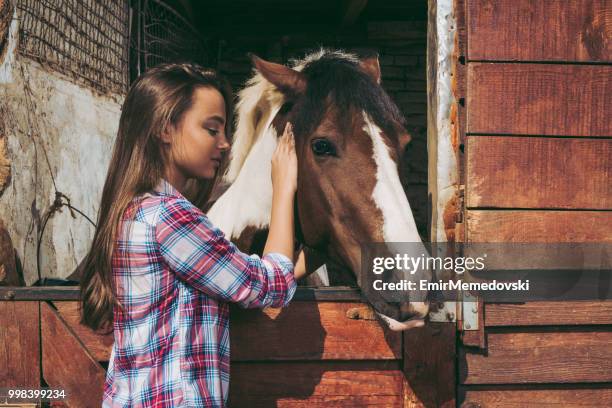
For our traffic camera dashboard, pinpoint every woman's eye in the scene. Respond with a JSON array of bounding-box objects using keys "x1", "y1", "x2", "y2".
[
  {"x1": 205, "y1": 127, "x2": 220, "y2": 136},
  {"x1": 311, "y1": 138, "x2": 336, "y2": 156}
]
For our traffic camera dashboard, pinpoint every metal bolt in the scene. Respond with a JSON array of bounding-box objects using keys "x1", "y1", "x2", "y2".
[
  {"x1": 472, "y1": 307, "x2": 478, "y2": 313},
  {"x1": 464, "y1": 322, "x2": 471, "y2": 329}
]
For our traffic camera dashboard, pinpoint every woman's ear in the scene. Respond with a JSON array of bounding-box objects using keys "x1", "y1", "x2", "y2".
[{"x1": 160, "y1": 124, "x2": 175, "y2": 145}]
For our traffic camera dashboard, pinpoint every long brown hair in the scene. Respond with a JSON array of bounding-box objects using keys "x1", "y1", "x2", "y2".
[{"x1": 79, "y1": 63, "x2": 232, "y2": 332}]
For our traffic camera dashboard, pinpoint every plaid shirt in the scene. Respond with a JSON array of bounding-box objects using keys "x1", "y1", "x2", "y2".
[{"x1": 103, "y1": 179, "x2": 296, "y2": 407}]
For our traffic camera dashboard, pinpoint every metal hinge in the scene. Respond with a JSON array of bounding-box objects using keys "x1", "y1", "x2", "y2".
[
  {"x1": 455, "y1": 184, "x2": 465, "y2": 223},
  {"x1": 461, "y1": 291, "x2": 479, "y2": 331}
]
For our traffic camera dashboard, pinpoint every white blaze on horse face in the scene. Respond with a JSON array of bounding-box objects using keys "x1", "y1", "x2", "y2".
[
  {"x1": 207, "y1": 106, "x2": 281, "y2": 238},
  {"x1": 363, "y1": 112, "x2": 429, "y2": 330},
  {"x1": 363, "y1": 112, "x2": 421, "y2": 243}
]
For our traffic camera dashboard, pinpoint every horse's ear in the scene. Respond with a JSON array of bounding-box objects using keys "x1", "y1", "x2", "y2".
[
  {"x1": 359, "y1": 55, "x2": 381, "y2": 84},
  {"x1": 399, "y1": 131, "x2": 412, "y2": 153},
  {"x1": 249, "y1": 53, "x2": 306, "y2": 95}
]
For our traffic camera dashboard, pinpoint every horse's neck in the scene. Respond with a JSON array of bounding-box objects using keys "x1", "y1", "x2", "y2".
[{"x1": 207, "y1": 124, "x2": 278, "y2": 241}]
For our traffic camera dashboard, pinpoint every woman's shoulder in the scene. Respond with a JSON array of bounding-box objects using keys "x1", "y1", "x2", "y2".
[
  {"x1": 125, "y1": 181, "x2": 213, "y2": 233},
  {"x1": 123, "y1": 190, "x2": 199, "y2": 227}
]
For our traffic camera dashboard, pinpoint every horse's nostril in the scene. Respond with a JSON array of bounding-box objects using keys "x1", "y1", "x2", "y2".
[{"x1": 400, "y1": 301, "x2": 429, "y2": 320}]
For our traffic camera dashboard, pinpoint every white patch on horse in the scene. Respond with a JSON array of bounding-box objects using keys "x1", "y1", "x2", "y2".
[
  {"x1": 224, "y1": 73, "x2": 284, "y2": 183},
  {"x1": 207, "y1": 105, "x2": 281, "y2": 239},
  {"x1": 363, "y1": 112, "x2": 421, "y2": 243},
  {"x1": 363, "y1": 112, "x2": 429, "y2": 330}
]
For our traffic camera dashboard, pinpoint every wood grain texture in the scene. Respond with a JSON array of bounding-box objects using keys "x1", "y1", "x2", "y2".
[
  {"x1": 467, "y1": 0, "x2": 612, "y2": 62},
  {"x1": 485, "y1": 302, "x2": 612, "y2": 326},
  {"x1": 466, "y1": 136, "x2": 612, "y2": 209},
  {"x1": 466, "y1": 210, "x2": 612, "y2": 242},
  {"x1": 460, "y1": 385, "x2": 612, "y2": 407},
  {"x1": 53, "y1": 301, "x2": 113, "y2": 362},
  {"x1": 0, "y1": 286, "x2": 364, "y2": 301},
  {"x1": 0, "y1": 301, "x2": 39, "y2": 388},
  {"x1": 41, "y1": 302, "x2": 105, "y2": 408},
  {"x1": 403, "y1": 323, "x2": 456, "y2": 408},
  {"x1": 230, "y1": 302, "x2": 401, "y2": 361},
  {"x1": 228, "y1": 361, "x2": 404, "y2": 407},
  {"x1": 460, "y1": 328, "x2": 612, "y2": 384},
  {"x1": 467, "y1": 64, "x2": 612, "y2": 136}
]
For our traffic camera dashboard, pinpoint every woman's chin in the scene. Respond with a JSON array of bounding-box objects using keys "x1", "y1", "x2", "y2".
[{"x1": 202, "y1": 168, "x2": 218, "y2": 179}]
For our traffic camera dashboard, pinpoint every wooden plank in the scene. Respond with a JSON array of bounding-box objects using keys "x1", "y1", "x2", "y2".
[
  {"x1": 228, "y1": 361, "x2": 404, "y2": 407},
  {"x1": 486, "y1": 302, "x2": 612, "y2": 326},
  {"x1": 0, "y1": 287, "x2": 81, "y2": 301},
  {"x1": 403, "y1": 323, "x2": 455, "y2": 408},
  {"x1": 230, "y1": 302, "x2": 401, "y2": 361},
  {"x1": 466, "y1": 211, "x2": 612, "y2": 242},
  {"x1": 461, "y1": 328, "x2": 612, "y2": 384},
  {"x1": 461, "y1": 385, "x2": 612, "y2": 407},
  {"x1": 0, "y1": 302, "x2": 39, "y2": 388},
  {"x1": 41, "y1": 302, "x2": 106, "y2": 407},
  {"x1": 466, "y1": 136, "x2": 612, "y2": 209},
  {"x1": 467, "y1": 64, "x2": 612, "y2": 136},
  {"x1": 52, "y1": 302, "x2": 113, "y2": 362},
  {"x1": 0, "y1": 286, "x2": 363, "y2": 301},
  {"x1": 467, "y1": 0, "x2": 612, "y2": 62}
]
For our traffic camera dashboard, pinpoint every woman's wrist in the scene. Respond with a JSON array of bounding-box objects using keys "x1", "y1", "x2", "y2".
[{"x1": 272, "y1": 188, "x2": 296, "y2": 204}]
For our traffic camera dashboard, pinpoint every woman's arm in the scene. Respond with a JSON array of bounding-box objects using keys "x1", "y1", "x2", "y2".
[
  {"x1": 293, "y1": 247, "x2": 328, "y2": 281},
  {"x1": 156, "y1": 123, "x2": 299, "y2": 309},
  {"x1": 156, "y1": 197, "x2": 296, "y2": 309},
  {"x1": 263, "y1": 123, "x2": 297, "y2": 260}
]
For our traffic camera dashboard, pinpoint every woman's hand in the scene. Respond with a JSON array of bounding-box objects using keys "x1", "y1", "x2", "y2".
[
  {"x1": 264, "y1": 122, "x2": 297, "y2": 260},
  {"x1": 271, "y1": 122, "x2": 297, "y2": 197}
]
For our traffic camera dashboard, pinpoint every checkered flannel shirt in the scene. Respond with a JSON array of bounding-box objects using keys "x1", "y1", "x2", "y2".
[{"x1": 102, "y1": 179, "x2": 296, "y2": 407}]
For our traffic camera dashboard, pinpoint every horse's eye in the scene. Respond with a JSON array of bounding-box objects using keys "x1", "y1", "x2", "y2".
[{"x1": 311, "y1": 138, "x2": 336, "y2": 156}]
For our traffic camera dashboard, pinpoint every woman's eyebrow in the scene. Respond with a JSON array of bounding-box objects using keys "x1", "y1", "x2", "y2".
[{"x1": 206, "y1": 115, "x2": 226, "y2": 125}]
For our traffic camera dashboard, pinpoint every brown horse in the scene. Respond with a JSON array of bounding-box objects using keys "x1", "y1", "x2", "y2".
[{"x1": 208, "y1": 49, "x2": 430, "y2": 330}]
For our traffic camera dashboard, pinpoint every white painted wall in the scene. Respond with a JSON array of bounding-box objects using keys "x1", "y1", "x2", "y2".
[{"x1": 0, "y1": 11, "x2": 122, "y2": 285}]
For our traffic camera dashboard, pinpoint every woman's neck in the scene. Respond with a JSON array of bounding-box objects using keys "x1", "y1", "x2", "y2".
[{"x1": 163, "y1": 166, "x2": 187, "y2": 195}]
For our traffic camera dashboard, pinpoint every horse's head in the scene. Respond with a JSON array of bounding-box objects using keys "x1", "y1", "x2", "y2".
[{"x1": 215, "y1": 50, "x2": 430, "y2": 330}]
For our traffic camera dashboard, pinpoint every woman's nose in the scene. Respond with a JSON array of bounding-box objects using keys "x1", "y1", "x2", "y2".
[{"x1": 217, "y1": 134, "x2": 230, "y2": 151}]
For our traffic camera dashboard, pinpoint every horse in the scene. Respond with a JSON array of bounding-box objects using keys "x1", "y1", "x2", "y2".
[{"x1": 207, "y1": 49, "x2": 431, "y2": 331}]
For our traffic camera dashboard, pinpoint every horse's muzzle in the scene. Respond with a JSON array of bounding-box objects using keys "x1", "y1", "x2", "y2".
[{"x1": 368, "y1": 299, "x2": 430, "y2": 331}]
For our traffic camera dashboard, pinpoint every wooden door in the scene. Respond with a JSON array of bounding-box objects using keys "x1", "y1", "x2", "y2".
[{"x1": 455, "y1": 1, "x2": 612, "y2": 406}]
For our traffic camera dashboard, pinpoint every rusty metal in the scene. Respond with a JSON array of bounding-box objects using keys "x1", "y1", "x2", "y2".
[
  {"x1": 132, "y1": 0, "x2": 207, "y2": 77},
  {"x1": 15, "y1": 0, "x2": 129, "y2": 95},
  {"x1": 461, "y1": 291, "x2": 479, "y2": 331}
]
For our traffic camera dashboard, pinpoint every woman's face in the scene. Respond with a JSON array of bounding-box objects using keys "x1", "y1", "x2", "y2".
[{"x1": 165, "y1": 86, "x2": 229, "y2": 183}]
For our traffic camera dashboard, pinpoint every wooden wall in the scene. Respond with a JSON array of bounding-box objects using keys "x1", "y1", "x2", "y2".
[{"x1": 457, "y1": 0, "x2": 612, "y2": 406}]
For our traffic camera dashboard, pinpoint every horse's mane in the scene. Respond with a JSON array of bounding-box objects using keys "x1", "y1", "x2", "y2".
[{"x1": 224, "y1": 49, "x2": 360, "y2": 183}]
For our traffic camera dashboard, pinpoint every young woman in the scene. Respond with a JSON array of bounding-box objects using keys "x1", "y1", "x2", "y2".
[{"x1": 79, "y1": 63, "x2": 302, "y2": 407}]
